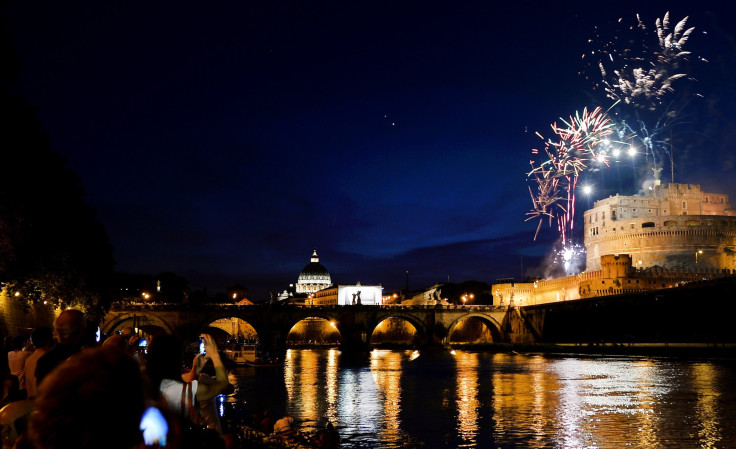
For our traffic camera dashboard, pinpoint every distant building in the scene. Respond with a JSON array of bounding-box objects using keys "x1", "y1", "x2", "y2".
[
  {"x1": 226, "y1": 284, "x2": 252, "y2": 304},
  {"x1": 401, "y1": 284, "x2": 449, "y2": 306},
  {"x1": 296, "y1": 250, "x2": 332, "y2": 294},
  {"x1": 306, "y1": 283, "x2": 384, "y2": 306}
]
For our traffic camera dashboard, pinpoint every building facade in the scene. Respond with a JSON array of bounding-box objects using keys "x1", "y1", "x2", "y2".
[
  {"x1": 584, "y1": 183, "x2": 736, "y2": 271},
  {"x1": 306, "y1": 283, "x2": 383, "y2": 306},
  {"x1": 493, "y1": 183, "x2": 736, "y2": 306}
]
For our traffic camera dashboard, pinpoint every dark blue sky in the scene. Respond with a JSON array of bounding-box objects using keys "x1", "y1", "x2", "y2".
[{"x1": 6, "y1": 1, "x2": 736, "y2": 300}]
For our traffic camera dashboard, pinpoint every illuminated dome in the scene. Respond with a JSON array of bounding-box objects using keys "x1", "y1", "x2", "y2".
[{"x1": 296, "y1": 250, "x2": 332, "y2": 294}]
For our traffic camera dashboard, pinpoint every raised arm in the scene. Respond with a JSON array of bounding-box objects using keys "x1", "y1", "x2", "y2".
[{"x1": 194, "y1": 334, "x2": 231, "y2": 402}]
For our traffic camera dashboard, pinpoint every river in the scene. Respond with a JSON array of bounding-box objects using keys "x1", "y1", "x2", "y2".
[{"x1": 230, "y1": 348, "x2": 736, "y2": 448}]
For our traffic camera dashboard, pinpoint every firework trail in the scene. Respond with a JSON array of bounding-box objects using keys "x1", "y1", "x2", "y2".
[
  {"x1": 527, "y1": 106, "x2": 619, "y2": 247},
  {"x1": 527, "y1": 11, "x2": 704, "y2": 276}
]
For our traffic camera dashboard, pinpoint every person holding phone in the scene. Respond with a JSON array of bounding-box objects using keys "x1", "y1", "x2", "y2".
[
  {"x1": 146, "y1": 334, "x2": 230, "y2": 421},
  {"x1": 182, "y1": 351, "x2": 235, "y2": 436}
]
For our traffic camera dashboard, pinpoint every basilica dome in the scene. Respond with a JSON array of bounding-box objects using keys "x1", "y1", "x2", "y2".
[{"x1": 296, "y1": 250, "x2": 332, "y2": 294}]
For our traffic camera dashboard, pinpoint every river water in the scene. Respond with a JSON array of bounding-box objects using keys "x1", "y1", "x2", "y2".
[{"x1": 230, "y1": 348, "x2": 736, "y2": 448}]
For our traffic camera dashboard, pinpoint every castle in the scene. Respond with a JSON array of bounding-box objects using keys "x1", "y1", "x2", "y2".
[{"x1": 493, "y1": 182, "x2": 736, "y2": 306}]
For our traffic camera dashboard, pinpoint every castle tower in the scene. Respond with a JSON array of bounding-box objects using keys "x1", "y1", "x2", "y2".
[{"x1": 583, "y1": 183, "x2": 736, "y2": 272}]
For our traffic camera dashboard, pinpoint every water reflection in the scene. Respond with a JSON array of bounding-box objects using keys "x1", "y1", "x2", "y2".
[
  {"x1": 691, "y1": 363, "x2": 723, "y2": 448},
  {"x1": 453, "y1": 351, "x2": 479, "y2": 446},
  {"x1": 325, "y1": 348, "x2": 339, "y2": 424},
  {"x1": 237, "y1": 349, "x2": 736, "y2": 448},
  {"x1": 370, "y1": 350, "x2": 404, "y2": 444}
]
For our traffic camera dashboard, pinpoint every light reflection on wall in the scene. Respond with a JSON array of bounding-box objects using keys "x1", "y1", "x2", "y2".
[
  {"x1": 370, "y1": 318, "x2": 416, "y2": 344},
  {"x1": 286, "y1": 318, "x2": 341, "y2": 345},
  {"x1": 453, "y1": 351, "x2": 479, "y2": 445},
  {"x1": 448, "y1": 318, "x2": 495, "y2": 344},
  {"x1": 208, "y1": 317, "x2": 257, "y2": 339},
  {"x1": 370, "y1": 349, "x2": 403, "y2": 443}
]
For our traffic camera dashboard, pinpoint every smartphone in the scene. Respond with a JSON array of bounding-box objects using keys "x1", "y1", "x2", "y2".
[
  {"x1": 138, "y1": 339, "x2": 148, "y2": 347},
  {"x1": 140, "y1": 407, "x2": 168, "y2": 446},
  {"x1": 199, "y1": 337, "x2": 206, "y2": 355}
]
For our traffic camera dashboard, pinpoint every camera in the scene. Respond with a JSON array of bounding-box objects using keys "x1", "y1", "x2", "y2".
[
  {"x1": 199, "y1": 337, "x2": 206, "y2": 355},
  {"x1": 138, "y1": 339, "x2": 148, "y2": 347}
]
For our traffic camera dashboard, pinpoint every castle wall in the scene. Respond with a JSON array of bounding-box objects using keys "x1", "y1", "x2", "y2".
[
  {"x1": 492, "y1": 275, "x2": 581, "y2": 306},
  {"x1": 584, "y1": 183, "x2": 736, "y2": 271},
  {"x1": 491, "y1": 254, "x2": 736, "y2": 307}
]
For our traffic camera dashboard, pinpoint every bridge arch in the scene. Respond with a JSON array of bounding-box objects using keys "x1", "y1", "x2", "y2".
[
  {"x1": 202, "y1": 316, "x2": 259, "y2": 341},
  {"x1": 368, "y1": 312, "x2": 429, "y2": 346},
  {"x1": 446, "y1": 313, "x2": 505, "y2": 344},
  {"x1": 101, "y1": 312, "x2": 175, "y2": 336},
  {"x1": 286, "y1": 316, "x2": 342, "y2": 346},
  {"x1": 370, "y1": 316, "x2": 421, "y2": 345}
]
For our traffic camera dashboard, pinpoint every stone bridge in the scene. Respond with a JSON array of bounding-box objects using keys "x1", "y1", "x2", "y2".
[
  {"x1": 101, "y1": 278, "x2": 736, "y2": 349},
  {"x1": 102, "y1": 303, "x2": 519, "y2": 350}
]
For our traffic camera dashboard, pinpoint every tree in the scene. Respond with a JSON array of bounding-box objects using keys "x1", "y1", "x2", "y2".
[{"x1": 1, "y1": 28, "x2": 114, "y2": 319}]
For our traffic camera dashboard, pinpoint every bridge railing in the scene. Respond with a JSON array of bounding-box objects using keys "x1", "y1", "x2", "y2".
[{"x1": 110, "y1": 302, "x2": 507, "y2": 312}]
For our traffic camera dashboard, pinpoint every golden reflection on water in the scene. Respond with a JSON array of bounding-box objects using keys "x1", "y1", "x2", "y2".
[
  {"x1": 491, "y1": 354, "x2": 560, "y2": 443},
  {"x1": 691, "y1": 363, "x2": 723, "y2": 448},
  {"x1": 274, "y1": 349, "x2": 735, "y2": 448},
  {"x1": 370, "y1": 349, "x2": 404, "y2": 443},
  {"x1": 283, "y1": 349, "x2": 320, "y2": 424},
  {"x1": 325, "y1": 348, "x2": 339, "y2": 424},
  {"x1": 453, "y1": 351, "x2": 479, "y2": 445},
  {"x1": 630, "y1": 359, "x2": 658, "y2": 449}
]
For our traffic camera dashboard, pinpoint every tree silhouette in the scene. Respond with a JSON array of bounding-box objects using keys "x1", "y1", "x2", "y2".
[{"x1": 1, "y1": 23, "x2": 114, "y2": 318}]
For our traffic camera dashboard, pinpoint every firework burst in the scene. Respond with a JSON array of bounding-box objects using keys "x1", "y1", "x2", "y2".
[
  {"x1": 585, "y1": 12, "x2": 697, "y2": 109},
  {"x1": 527, "y1": 11, "x2": 705, "y2": 276},
  {"x1": 527, "y1": 106, "x2": 621, "y2": 246},
  {"x1": 582, "y1": 11, "x2": 705, "y2": 172}
]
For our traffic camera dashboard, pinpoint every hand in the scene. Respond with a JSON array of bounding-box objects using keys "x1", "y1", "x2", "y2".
[
  {"x1": 200, "y1": 334, "x2": 219, "y2": 358},
  {"x1": 192, "y1": 352, "x2": 209, "y2": 375}
]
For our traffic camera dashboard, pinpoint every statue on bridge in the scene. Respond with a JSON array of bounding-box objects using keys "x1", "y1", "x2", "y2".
[{"x1": 351, "y1": 291, "x2": 362, "y2": 305}]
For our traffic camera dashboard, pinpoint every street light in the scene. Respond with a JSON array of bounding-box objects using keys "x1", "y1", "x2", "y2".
[
  {"x1": 696, "y1": 249, "x2": 703, "y2": 264},
  {"x1": 461, "y1": 293, "x2": 474, "y2": 306}
]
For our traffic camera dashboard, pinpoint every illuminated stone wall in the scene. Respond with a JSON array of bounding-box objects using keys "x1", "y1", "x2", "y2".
[
  {"x1": 0, "y1": 288, "x2": 58, "y2": 336},
  {"x1": 584, "y1": 183, "x2": 736, "y2": 271},
  {"x1": 492, "y1": 254, "x2": 736, "y2": 306}
]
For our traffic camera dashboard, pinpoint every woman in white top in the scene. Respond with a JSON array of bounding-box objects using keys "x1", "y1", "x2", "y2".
[{"x1": 146, "y1": 334, "x2": 230, "y2": 421}]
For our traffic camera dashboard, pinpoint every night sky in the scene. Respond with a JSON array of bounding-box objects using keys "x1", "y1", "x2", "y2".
[{"x1": 5, "y1": 1, "x2": 736, "y2": 300}]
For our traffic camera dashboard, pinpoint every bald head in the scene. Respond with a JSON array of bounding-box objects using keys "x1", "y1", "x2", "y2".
[{"x1": 54, "y1": 309, "x2": 86, "y2": 345}]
